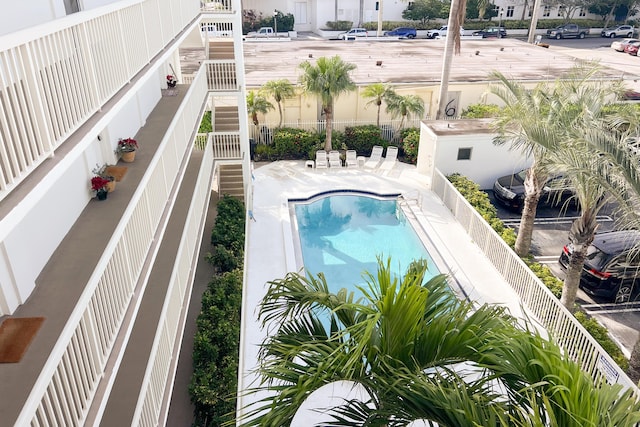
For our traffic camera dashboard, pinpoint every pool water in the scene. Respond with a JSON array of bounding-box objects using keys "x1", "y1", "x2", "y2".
[{"x1": 293, "y1": 194, "x2": 439, "y2": 295}]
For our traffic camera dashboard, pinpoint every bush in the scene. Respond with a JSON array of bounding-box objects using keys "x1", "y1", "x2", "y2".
[
  {"x1": 254, "y1": 144, "x2": 276, "y2": 161},
  {"x1": 211, "y1": 195, "x2": 245, "y2": 249},
  {"x1": 342, "y1": 125, "x2": 388, "y2": 155},
  {"x1": 446, "y1": 172, "x2": 629, "y2": 372},
  {"x1": 399, "y1": 127, "x2": 419, "y2": 164},
  {"x1": 325, "y1": 20, "x2": 353, "y2": 31},
  {"x1": 461, "y1": 103, "x2": 501, "y2": 118},
  {"x1": 199, "y1": 111, "x2": 212, "y2": 133},
  {"x1": 273, "y1": 127, "x2": 321, "y2": 159},
  {"x1": 189, "y1": 269, "x2": 242, "y2": 426}
]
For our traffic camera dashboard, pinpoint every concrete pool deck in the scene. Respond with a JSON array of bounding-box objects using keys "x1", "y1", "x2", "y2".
[{"x1": 238, "y1": 159, "x2": 531, "y2": 422}]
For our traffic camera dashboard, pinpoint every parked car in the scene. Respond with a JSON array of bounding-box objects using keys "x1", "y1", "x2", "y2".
[
  {"x1": 559, "y1": 230, "x2": 640, "y2": 303},
  {"x1": 246, "y1": 27, "x2": 275, "y2": 38},
  {"x1": 338, "y1": 28, "x2": 368, "y2": 40},
  {"x1": 601, "y1": 25, "x2": 635, "y2": 38},
  {"x1": 492, "y1": 169, "x2": 573, "y2": 211},
  {"x1": 611, "y1": 37, "x2": 640, "y2": 52},
  {"x1": 384, "y1": 27, "x2": 417, "y2": 39},
  {"x1": 546, "y1": 23, "x2": 590, "y2": 39},
  {"x1": 426, "y1": 25, "x2": 464, "y2": 39},
  {"x1": 472, "y1": 27, "x2": 507, "y2": 38},
  {"x1": 624, "y1": 40, "x2": 640, "y2": 55}
]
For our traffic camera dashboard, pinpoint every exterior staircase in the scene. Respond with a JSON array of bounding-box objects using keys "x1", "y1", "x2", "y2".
[{"x1": 217, "y1": 163, "x2": 244, "y2": 200}]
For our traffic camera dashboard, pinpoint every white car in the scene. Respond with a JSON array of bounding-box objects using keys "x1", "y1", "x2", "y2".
[
  {"x1": 601, "y1": 25, "x2": 635, "y2": 38},
  {"x1": 338, "y1": 28, "x2": 368, "y2": 40},
  {"x1": 426, "y1": 25, "x2": 465, "y2": 39},
  {"x1": 611, "y1": 37, "x2": 640, "y2": 52}
]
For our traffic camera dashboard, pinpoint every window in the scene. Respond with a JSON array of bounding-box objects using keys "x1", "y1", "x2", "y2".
[
  {"x1": 506, "y1": 6, "x2": 514, "y2": 17},
  {"x1": 557, "y1": 5, "x2": 565, "y2": 16},
  {"x1": 543, "y1": 5, "x2": 551, "y2": 17},
  {"x1": 579, "y1": 7, "x2": 586, "y2": 16},
  {"x1": 457, "y1": 148, "x2": 472, "y2": 160}
]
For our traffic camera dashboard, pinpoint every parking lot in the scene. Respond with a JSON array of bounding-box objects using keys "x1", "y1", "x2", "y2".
[{"x1": 487, "y1": 190, "x2": 640, "y2": 356}]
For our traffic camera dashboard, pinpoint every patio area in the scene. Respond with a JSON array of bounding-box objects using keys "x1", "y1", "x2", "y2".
[{"x1": 237, "y1": 159, "x2": 531, "y2": 422}]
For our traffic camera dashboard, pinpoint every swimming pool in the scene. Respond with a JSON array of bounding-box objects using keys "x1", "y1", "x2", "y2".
[{"x1": 292, "y1": 193, "x2": 440, "y2": 295}]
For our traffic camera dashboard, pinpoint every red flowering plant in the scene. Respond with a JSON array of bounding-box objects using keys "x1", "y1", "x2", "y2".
[
  {"x1": 116, "y1": 137, "x2": 138, "y2": 155},
  {"x1": 91, "y1": 176, "x2": 111, "y2": 192}
]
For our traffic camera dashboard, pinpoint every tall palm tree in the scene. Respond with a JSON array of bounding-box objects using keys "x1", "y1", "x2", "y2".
[
  {"x1": 299, "y1": 56, "x2": 356, "y2": 152},
  {"x1": 385, "y1": 93, "x2": 425, "y2": 129},
  {"x1": 489, "y1": 72, "x2": 560, "y2": 256},
  {"x1": 246, "y1": 90, "x2": 273, "y2": 127},
  {"x1": 361, "y1": 83, "x2": 396, "y2": 127},
  {"x1": 238, "y1": 258, "x2": 640, "y2": 426},
  {"x1": 436, "y1": 0, "x2": 465, "y2": 119},
  {"x1": 261, "y1": 79, "x2": 295, "y2": 128}
]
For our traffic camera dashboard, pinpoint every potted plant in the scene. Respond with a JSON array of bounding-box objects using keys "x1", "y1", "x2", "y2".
[
  {"x1": 91, "y1": 176, "x2": 111, "y2": 200},
  {"x1": 116, "y1": 137, "x2": 138, "y2": 163},
  {"x1": 166, "y1": 74, "x2": 177, "y2": 88},
  {"x1": 92, "y1": 163, "x2": 116, "y2": 192}
]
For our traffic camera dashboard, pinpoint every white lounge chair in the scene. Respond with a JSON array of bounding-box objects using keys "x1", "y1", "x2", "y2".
[
  {"x1": 315, "y1": 150, "x2": 328, "y2": 169},
  {"x1": 329, "y1": 150, "x2": 342, "y2": 168},
  {"x1": 364, "y1": 145, "x2": 384, "y2": 169},
  {"x1": 345, "y1": 150, "x2": 358, "y2": 168},
  {"x1": 379, "y1": 146, "x2": 398, "y2": 171}
]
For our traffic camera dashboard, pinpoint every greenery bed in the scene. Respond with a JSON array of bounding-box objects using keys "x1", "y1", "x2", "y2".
[
  {"x1": 446, "y1": 173, "x2": 629, "y2": 370},
  {"x1": 189, "y1": 195, "x2": 245, "y2": 426}
]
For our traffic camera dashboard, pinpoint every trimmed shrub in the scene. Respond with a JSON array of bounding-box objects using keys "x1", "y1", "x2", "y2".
[
  {"x1": 211, "y1": 195, "x2": 245, "y2": 252},
  {"x1": 189, "y1": 269, "x2": 242, "y2": 426},
  {"x1": 254, "y1": 144, "x2": 276, "y2": 161},
  {"x1": 461, "y1": 103, "x2": 501, "y2": 118},
  {"x1": 273, "y1": 127, "x2": 321, "y2": 159},
  {"x1": 325, "y1": 20, "x2": 353, "y2": 31},
  {"x1": 199, "y1": 111, "x2": 212, "y2": 133},
  {"x1": 399, "y1": 127, "x2": 420, "y2": 164},
  {"x1": 342, "y1": 125, "x2": 388, "y2": 155}
]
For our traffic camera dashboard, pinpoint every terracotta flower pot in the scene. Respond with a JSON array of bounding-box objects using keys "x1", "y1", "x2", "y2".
[
  {"x1": 105, "y1": 180, "x2": 116, "y2": 193},
  {"x1": 121, "y1": 150, "x2": 136, "y2": 163}
]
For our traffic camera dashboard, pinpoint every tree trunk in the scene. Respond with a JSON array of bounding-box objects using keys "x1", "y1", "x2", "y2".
[
  {"x1": 627, "y1": 336, "x2": 640, "y2": 385},
  {"x1": 514, "y1": 169, "x2": 542, "y2": 256},
  {"x1": 436, "y1": 0, "x2": 462, "y2": 118},
  {"x1": 520, "y1": 0, "x2": 528, "y2": 21},
  {"x1": 252, "y1": 113, "x2": 259, "y2": 126},
  {"x1": 376, "y1": 100, "x2": 382, "y2": 127},
  {"x1": 325, "y1": 104, "x2": 333, "y2": 152},
  {"x1": 514, "y1": 193, "x2": 540, "y2": 256},
  {"x1": 277, "y1": 101, "x2": 283, "y2": 128},
  {"x1": 560, "y1": 241, "x2": 589, "y2": 312}
]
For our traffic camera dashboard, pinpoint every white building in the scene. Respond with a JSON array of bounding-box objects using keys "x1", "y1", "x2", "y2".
[
  {"x1": 0, "y1": 0, "x2": 251, "y2": 425},
  {"x1": 241, "y1": 0, "x2": 599, "y2": 33}
]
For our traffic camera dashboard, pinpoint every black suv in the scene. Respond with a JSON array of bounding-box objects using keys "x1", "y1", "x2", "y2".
[
  {"x1": 559, "y1": 230, "x2": 640, "y2": 303},
  {"x1": 472, "y1": 27, "x2": 507, "y2": 38},
  {"x1": 492, "y1": 169, "x2": 573, "y2": 211}
]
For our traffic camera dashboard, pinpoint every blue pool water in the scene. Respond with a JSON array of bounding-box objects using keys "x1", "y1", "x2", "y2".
[{"x1": 293, "y1": 194, "x2": 440, "y2": 295}]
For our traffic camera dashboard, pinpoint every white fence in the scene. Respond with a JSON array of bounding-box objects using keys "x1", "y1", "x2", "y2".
[
  {"x1": 15, "y1": 67, "x2": 212, "y2": 427},
  {"x1": 0, "y1": 0, "x2": 198, "y2": 202},
  {"x1": 431, "y1": 169, "x2": 638, "y2": 390},
  {"x1": 249, "y1": 118, "x2": 422, "y2": 143}
]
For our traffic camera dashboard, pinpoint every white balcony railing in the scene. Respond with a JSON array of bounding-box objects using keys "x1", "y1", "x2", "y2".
[
  {"x1": 0, "y1": 0, "x2": 199, "y2": 202},
  {"x1": 135, "y1": 140, "x2": 215, "y2": 427},
  {"x1": 15, "y1": 67, "x2": 211, "y2": 427},
  {"x1": 431, "y1": 169, "x2": 638, "y2": 391}
]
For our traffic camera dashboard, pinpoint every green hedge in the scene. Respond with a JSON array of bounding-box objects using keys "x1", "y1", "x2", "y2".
[
  {"x1": 446, "y1": 173, "x2": 628, "y2": 369},
  {"x1": 273, "y1": 127, "x2": 322, "y2": 160},
  {"x1": 399, "y1": 128, "x2": 420, "y2": 164},
  {"x1": 190, "y1": 195, "x2": 246, "y2": 425},
  {"x1": 461, "y1": 104, "x2": 502, "y2": 118},
  {"x1": 342, "y1": 125, "x2": 388, "y2": 155}
]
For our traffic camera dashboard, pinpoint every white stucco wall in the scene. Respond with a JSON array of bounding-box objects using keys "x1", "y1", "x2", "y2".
[{"x1": 418, "y1": 119, "x2": 532, "y2": 189}]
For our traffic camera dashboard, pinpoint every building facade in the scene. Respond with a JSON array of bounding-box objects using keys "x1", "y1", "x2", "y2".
[{"x1": 0, "y1": 0, "x2": 250, "y2": 425}]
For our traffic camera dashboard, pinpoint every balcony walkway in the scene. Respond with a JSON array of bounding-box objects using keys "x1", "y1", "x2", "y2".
[{"x1": 0, "y1": 83, "x2": 217, "y2": 425}]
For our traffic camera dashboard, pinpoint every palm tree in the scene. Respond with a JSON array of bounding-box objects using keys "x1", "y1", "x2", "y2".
[
  {"x1": 489, "y1": 71, "x2": 560, "y2": 257},
  {"x1": 385, "y1": 93, "x2": 425, "y2": 129},
  {"x1": 436, "y1": 0, "x2": 465, "y2": 119},
  {"x1": 361, "y1": 83, "x2": 396, "y2": 127},
  {"x1": 246, "y1": 90, "x2": 273, "y2": 127},
  {"x1": 299, "y1": 55, "x2": 356, "y2": 152},
  {"x1": 238, "y1": 258, "x2": 640, "y2": 426},
  {"x1": 261, "y1": 79, "x2": 295, "y2": 128}
]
